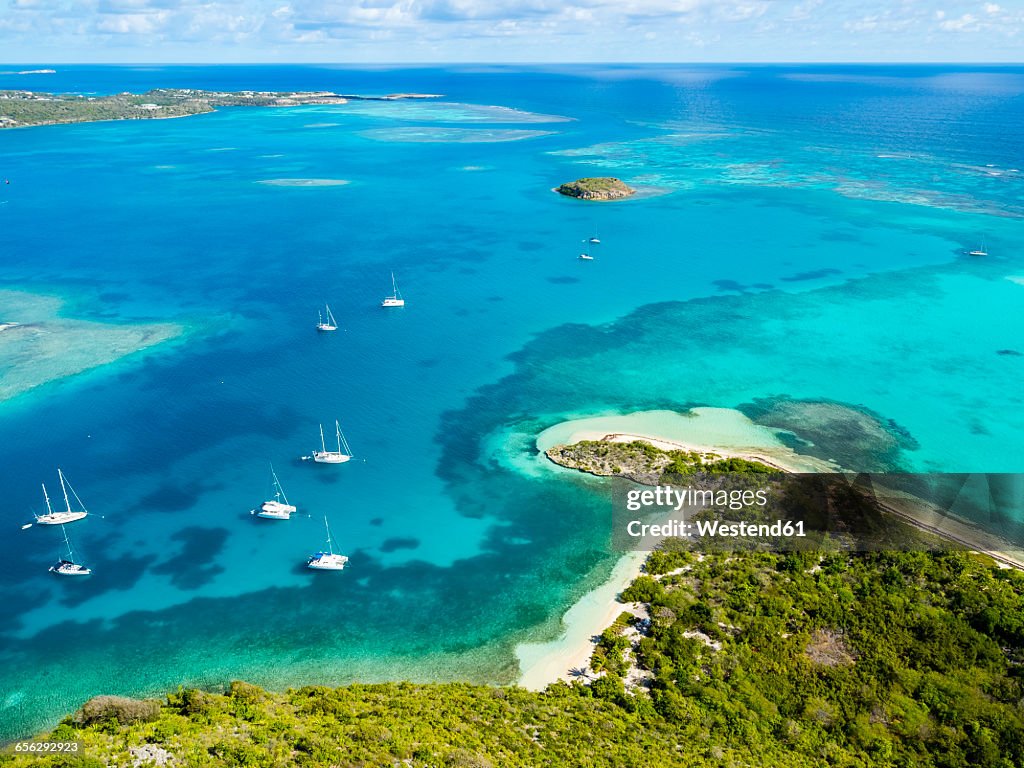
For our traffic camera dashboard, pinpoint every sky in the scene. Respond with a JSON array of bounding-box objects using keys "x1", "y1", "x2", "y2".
[{"x1": 0, "y1": 0, "x2": 1022, "y2": 63}]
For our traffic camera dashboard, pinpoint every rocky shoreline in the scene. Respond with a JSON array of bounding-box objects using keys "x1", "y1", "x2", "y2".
[
  {"x1": 556, "y1": 177, "x2": 636, "y2": 201},
  {"x1": 545, "y1": 436, "x2": 778, "y2": 484}
]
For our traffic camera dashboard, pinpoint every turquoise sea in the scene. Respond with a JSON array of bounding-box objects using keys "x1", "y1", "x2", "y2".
[{"x1": 1, "y1": 64, "x2": 1023, "y2": 738}]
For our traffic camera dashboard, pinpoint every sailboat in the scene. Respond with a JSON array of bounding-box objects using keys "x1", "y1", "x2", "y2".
[
  {"x1": 34, "y1": 470, "x2": 88, "y2": 526},
  {"x1": 312, "y1": 421, "x2": 353, "y2": 464},
  {"x1": 381, "y1": 272, "x2": 405, "y2": 308},
  {"x1": 588, "y1": 235, "x2": 601, "y2": 244},
  {"x1": 255, "y1": 463, "x2": 297, "y2": 520},
  {"x1": 49, "y1": 525, "x2": 91, "y2": 577},
  {"x1": 316, "y1": 304, "x2": 338, "y2": 332},
  {"x1": 307, "y1": 515, "x2": 348, "y2": 570},
  {"x1": 969, "y1": 242, "x2": 989, "y2": 257}
]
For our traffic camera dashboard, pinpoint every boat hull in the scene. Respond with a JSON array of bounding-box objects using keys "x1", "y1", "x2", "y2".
[
  {"x1": 256, "y1": 509, "x2": 293, "y2": 520},
  {"x1": 50, "y1": 562, "x2": 91, "y2": 576},
  {"x1": 36, "y1": 511, "x2": 88, "y2": 525},
  {"x1": 307, "y1": 553, "x2": 348, "y2": 570},
  {"x1": 312, "y1": 452, "x2": 351, "y2": 464}
]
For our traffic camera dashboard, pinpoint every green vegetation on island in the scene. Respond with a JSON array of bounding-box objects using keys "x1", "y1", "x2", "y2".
[
  {"x1": 546, "y1": 438, "x2": 777, "y2": 484},
  {"x1": 555, "y1": 177, "x2": 636, "y2": 201},
  {"x1": 0, "y1": 89, "x2": 446, "y2": 129},
  {"x1": 4, "y1": 550, "x2": 1023, "y2": 767},
  {"x1": 0, "y1": 89, "x2": 352, "y2": 129},
  {"x1": 609, "y1": 546, "x2": 1024, "y2": 768}
]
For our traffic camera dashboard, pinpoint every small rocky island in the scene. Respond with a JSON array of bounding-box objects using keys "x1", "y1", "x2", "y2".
[
  {"x1": 556, "y1": 177, "x2": 636, "y2": 201},
  {"x1": 546, "y1": 438, "x2": 776, "y2": 484}
]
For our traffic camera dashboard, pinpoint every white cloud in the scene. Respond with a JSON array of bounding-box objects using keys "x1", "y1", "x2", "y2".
[
  {"x1": 939, "y1": 12, "x2": 978, "y2": 30},
  {"x1": 1, "y1": 0, "x2": 1023, "y2": 62},
  {"x1": 786, "y1": 0, "x2": 823, "y2": 22},
  {"x1": 96, "y1": 10, "x2": 168, "y2": 33}
]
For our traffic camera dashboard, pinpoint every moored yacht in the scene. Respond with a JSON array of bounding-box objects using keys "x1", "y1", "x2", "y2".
[
  {"x1": 49, "y1": 525, "x2": 91, "y2": 577},
  {"x1": 381, "y1": 272, "x2": 405, "y2": 307},
  {"x1": 317, "y1": 304, "x2": 339, "y2": 332},
  {"x1": 312, "y1": 421, "x2": 353, "y2": 464},
  {"x1": 306, "y1": 515, "x2": 348, "y2": 570},
  {"x1": 34, "y1": 470, "x2": 88, "y2": 526},
  {"x1": 255, "y1": 464, "x2": 297, "y2": 520}
]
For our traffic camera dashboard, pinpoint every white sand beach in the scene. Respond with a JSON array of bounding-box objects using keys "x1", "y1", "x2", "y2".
[
  {"x1": 536, "y1": 407, "x2": 839, "y2": 473},
  {"x1": 517, "y1": 406, "x2": 1024, "y2": 690},
  {"x1": 516, "y1": 550, "x2": 648, "y2": 690}
]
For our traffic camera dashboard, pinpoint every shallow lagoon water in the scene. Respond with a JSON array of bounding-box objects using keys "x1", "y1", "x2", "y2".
[{"x1": 0, "y1": 64, "x2": 1022, "y2": 739}]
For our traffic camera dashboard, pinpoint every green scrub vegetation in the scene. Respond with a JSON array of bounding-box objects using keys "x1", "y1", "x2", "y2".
[{"x1": 5, "y1": 548, "x2": 1023, "y2": 767}]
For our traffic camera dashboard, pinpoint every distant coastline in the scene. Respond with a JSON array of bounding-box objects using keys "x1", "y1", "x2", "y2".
[{"x1": 0, "y1": 88, "x2": 441, "y2": 129}]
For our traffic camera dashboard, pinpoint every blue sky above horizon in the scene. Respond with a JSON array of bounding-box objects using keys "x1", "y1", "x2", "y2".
[{"x1": 1, "y1": 0, "x2": 1022, "y2": 63}]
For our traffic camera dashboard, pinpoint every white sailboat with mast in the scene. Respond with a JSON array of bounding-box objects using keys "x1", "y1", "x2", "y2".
[
  {"x1": 312, "y1": 420, "x2": 353, "y2": 464},
  {"x1": 316, "y1": 304, "x2": 339, "y2": 332},
  {"x1": 381, "y1": 272, "x2": 405, "y2": 308},
  {"x1": 33, "y1": 470, "x2": 88, "y2": 526},
  {"x1": 49, "y1": 525, "x2": 91, "y2": 576},
  {"x1": 255, "y1": 463, "x2": 297, "y2": 520},
  {"x1": 578, "y1": 238, "x2": 594, "y2": 260},
  {"x1": 306, "y1": 515, "x2": 348, "y2": 570}
]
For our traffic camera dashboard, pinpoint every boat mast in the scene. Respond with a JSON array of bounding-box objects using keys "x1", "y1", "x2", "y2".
[
  {"x1": 58, "y1": 469, "x2": 72, "y2": 514},
  {"x1": 270, "y1": 463, "x2": 289, "y2": 505},
  {"x1": 61, "y1": 524, "x2": 74, "y2": 561},
  {"x1": 41, "y1": 483, "x2": 54, "y2": 517},
  {"x1": 391, "y1": 272, "x2": 399, "y2": 299},
  {"x1": 324, "y1": 515, "x2": 334, "y2": 555},
  {"x1": 335, "y1": 421, "x2": 342, "y2": 453},
  {"x1": 320, "y1": 423, "x2": 327, "y2": 453}
]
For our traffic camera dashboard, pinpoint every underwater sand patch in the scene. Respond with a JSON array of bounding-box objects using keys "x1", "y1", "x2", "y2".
[{"x1": 256, "y1": 178, "x2": 350, "y2": 187}]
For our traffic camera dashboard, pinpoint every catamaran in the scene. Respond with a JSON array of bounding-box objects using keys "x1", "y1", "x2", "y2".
[
  {"x1": 306, "y1": 515, "x2": 348, "y2": 570},
  {"x1": 381, "y1": 272, "x2": 405, "y2": 308},
  {"x1": 969, "y1": 243, "x2": 989, "y2": 257},
  {"x1": 312, "y1": 420, "x2": 353, "y2": 464},
  {"x1": 34, "y1": 470, "x2": 88, "y2": 526},
  {"x1": 255, "y1": 463, "x2": 297, "y2": 520},
  {"x1": 49, "y1": 525, "x2": 91, "y2": 577},
  {"x1": 317, "y1": 304, "x2": 338, "y2": 332}
]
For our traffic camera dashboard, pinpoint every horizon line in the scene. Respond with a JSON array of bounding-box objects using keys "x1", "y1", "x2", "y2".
[{"x1": 3, "y1": 60, "x2": 1024, "y2": 67}]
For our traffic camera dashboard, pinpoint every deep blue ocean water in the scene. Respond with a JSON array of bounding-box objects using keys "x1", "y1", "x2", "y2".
[{"x1": 1, "y1": 64, "x2": 1023, "y2": 738}]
